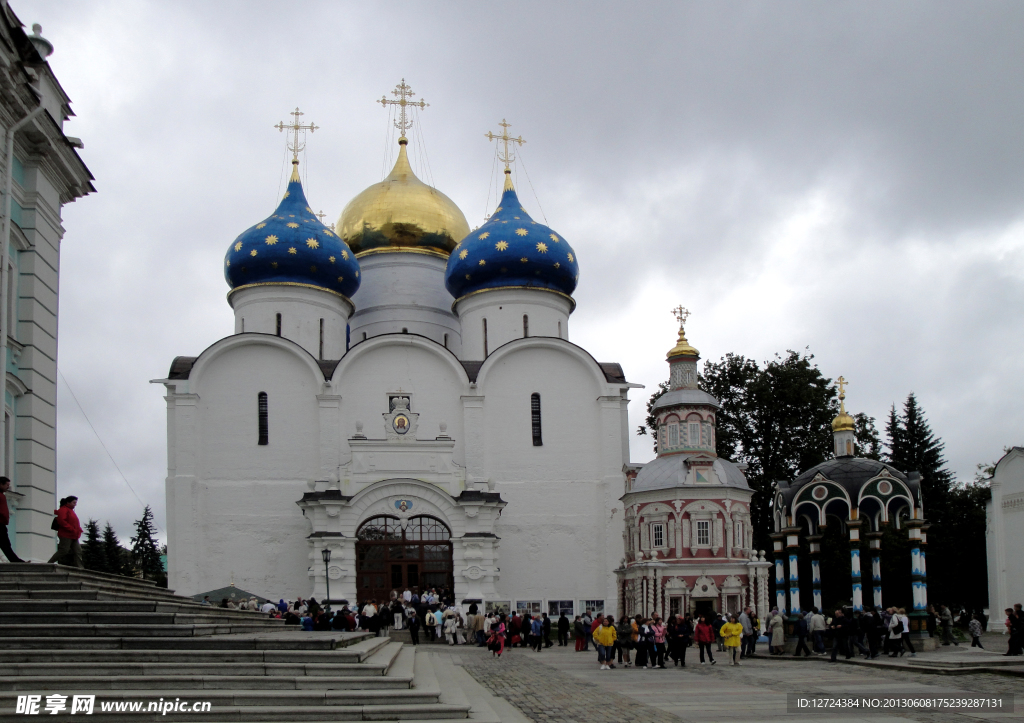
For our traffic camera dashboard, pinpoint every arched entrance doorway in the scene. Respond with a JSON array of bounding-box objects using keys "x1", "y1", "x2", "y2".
[{"x1": 356, "y1": 515, "x2": 453, "y2": 604}]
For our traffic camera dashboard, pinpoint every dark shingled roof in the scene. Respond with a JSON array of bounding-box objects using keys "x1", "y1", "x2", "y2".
[
  {"x1": 168, "y1": 356, "x2": 197, "y2": 379},
  {"x1": 599, "y1": 363, "x2": 627, "y2": 383},
  {"x1": 456, "y1": 490, "x2": 504, "y2": 503},
  {"x1": 780, "y1": 457, "x2": 918, "y2": 507}
]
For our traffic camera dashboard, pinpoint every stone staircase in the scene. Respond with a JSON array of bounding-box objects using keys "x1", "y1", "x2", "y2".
[{"x1": 0, "y1": 564, "x2": 509, "y2": 721}]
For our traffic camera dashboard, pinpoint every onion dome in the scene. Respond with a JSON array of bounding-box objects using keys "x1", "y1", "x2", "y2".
[
  {"x1": 832, "y1": 376, "x2": 856, "y2": 432},
  {"x1": 338, "y1": 139, "x2": 469, "y2": 258},
  {"x1": 225, "y1": 161, "x2": 360, "y2": 300},
  {"x1": 667, "y1": 325, "x2": 699, "y2": 359},
  {"x1": 445, "y1": 171, "x2": 579, "y2": 301}
]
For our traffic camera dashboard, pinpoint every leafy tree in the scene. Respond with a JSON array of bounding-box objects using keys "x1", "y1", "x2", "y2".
[
  {"x1": 854, "y1": 413, "x2": 882, "y2": 460},
  {"x1": 102, "y1": 522, "x2": 130, "y2": 577},
  {"x1": 81, "y1": 519, "x2": 107, "y2": 573},
  {"x1": 131, "y1": 505, "x2": 164, "y2": 583},
  {"x1": 697, "y1": 353, "x2": 759, "y2": 463}
]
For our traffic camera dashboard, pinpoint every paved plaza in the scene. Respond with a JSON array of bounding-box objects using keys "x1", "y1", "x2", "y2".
[{"x1": 429, "y1": 635, "x2": 1023, "y2": 723}]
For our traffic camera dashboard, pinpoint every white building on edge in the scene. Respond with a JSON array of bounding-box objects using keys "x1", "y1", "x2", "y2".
[{"x1": 156, "y1": 96, "x2": 639, "y2": 616}]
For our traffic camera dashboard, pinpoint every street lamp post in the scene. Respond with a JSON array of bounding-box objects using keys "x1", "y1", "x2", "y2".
[{"x1": 321, "y1": 548, "x2": 332, "y2": 613}]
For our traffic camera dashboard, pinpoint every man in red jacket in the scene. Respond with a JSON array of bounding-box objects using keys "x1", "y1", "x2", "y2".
[
  {"x1": 46, "y1": 495, "x2": 83, "y2": 567},
  {"x1": 0, "y1": 476, "x2": 25, "y2": 562}
]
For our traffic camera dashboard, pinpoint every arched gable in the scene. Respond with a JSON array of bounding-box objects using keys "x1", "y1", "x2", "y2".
[
  {"x1": 343, "y1": 478, "x2": 465, "y2": 537},
  {"x1": 475, "y1": 336, "x2": 610, "y2": 391},
  {"x1": 332, "y1": 334, "x2": 471, "y2": 388},
  {"x1": 189, "y1": 332, "x2": 327, "y2": 388}
]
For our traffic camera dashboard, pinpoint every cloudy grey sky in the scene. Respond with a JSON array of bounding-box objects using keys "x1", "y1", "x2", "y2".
[{"x1": 23, "y1": 0, "x2": 1024, "y2": 542}]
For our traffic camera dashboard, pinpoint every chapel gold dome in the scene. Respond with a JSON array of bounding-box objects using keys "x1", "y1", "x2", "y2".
[{"x1": 338, "y1": 140, "x2": 470, "y2": 258}]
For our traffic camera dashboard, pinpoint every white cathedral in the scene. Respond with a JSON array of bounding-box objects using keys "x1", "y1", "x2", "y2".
[
  {"x1": 157, "y1": 88, "x2": 753, "y2": 618},
  {"x1": 156, "y1": 93, "x2": 641, "y2": 616}
]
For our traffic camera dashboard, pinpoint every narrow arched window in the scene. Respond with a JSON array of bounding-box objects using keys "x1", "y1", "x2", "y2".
[
  {"x1": 257, "y1": 392, "x2": 269, "y2": 445},
  {"x1": 240, "y1": 318, "x2": 245, "y2": 333},
  {"x1": 362, "y1": 332, "x2": 367, "y2": 341},
  {"x1": 523, "y1": 314, "x2": 529, "y2": 338},
  {"x1": 275, "y1": 313, "x2": 282, "y2": 337},
  {"x1": 318, "y1": 318, "x2": 325, "y2": 359},
  {"x1": 530, "y1": 393, "x2": 542, "y2": 446},
  {"x1": 443, "y1": 333, "x2": 448, "y2": 349},
  {"x1": 557, "y1": 320, "x2": 562, "y2": 339},
  {"x1": 483, "y1": 318, "x2": 489, "y2": 358}
]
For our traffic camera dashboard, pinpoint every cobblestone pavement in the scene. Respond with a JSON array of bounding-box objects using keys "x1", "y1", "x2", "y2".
[{"x1": 456, "y1": 643, "x2": 1022, "y2": 723}]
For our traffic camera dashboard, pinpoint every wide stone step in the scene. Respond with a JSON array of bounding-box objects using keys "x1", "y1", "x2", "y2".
[
  {"x1": 1, "y1": 661, "x2": 395, "y2": 678},
  {"x1": 0, "y1": 599, "x2": 269, "y2": 616},
  {"x1": 0, "y1": 674, "x2": 414, "y2": 691},
  {"x1": 1, "y1": 650, "x2": 379, "y2": 667},
  {"x1": 0, "y1": 581, "x2": 185, "y2": 600},
  {"x1": 0, "y1": 624, "x2": 283, "y2": 638},
  {"x1": 0, "y1": 611, "x2": 279, "y2": 625},
  {"x1": 1, "y1": 633, "x2": 367, "y2": 651}
]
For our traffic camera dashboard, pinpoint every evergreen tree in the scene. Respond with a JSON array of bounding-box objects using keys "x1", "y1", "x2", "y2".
[
  {"x1": 697, "y1": 353, "x2": 759, "y2": 463},
  {"x1": 102, "y1": 522, "x2": 129, "y2": 577},
  {"x1": 131, "y1": 505, "x2": 163, "y2": 582},
  {"x1": 81, "y1": 519, "x2": 107, "y2": 573},
  {"x1": 854, "y1": 413, "x2": 882, "y2": 460}
]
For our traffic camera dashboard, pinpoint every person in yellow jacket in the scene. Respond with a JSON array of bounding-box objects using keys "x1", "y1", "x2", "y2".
[
  {"x1": 593, "y1": 615, "x2": 618, "y2": 670},
  {"x1": 720, "y1": 614, "x2": 745, "y2": 666}
]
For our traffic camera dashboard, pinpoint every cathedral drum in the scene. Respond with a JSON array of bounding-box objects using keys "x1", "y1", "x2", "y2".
[{"x1": 355, "y1": 514, "x2": 454, "y2": 604}]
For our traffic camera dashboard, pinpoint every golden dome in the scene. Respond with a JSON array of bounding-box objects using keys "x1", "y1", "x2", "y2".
[
  {"x1": 338, "y1": 140, "x2": 470, "y2": 258},
  {"x1": 667, "y1": 326, "x2": 699, "y2": 359}
]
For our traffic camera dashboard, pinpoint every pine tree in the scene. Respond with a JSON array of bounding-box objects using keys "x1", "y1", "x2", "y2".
[
  {"x1": 131, "y1": 505, "x2": 163, "y2": 582},
  {"x1": 81, "y1": 519, "x2": 107, "y2": 573},
  {"x1": 102, "y1": 522, "x2": 128, "y2": 577}
]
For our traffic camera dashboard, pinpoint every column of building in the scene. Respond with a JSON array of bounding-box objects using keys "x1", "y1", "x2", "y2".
[
  {"x1": 784, "y1": 521, "x2": 802, "y2": 616},
  {"x1": 807, "y1": 532, "x2": 823, "y2": 611},
  {"x1": 866, "y1": 530, "x2": 883, "y2": 609},
  {"x1": 848, "y1": 510, "x2": 864, "y2": 612},
  {"x1": 770, "y1": 532, "x2": 786, "y2": 614}
]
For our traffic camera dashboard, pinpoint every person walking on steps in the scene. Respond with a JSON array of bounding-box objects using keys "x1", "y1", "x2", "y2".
[
  {"x1": 47, "y1": 496, "x2": 83, "y2": 567},
  {"x1": 0, "y1": 477, "x2": 25, "y2": 563}
]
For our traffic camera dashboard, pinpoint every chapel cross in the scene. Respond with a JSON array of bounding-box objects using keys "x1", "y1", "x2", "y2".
[
  {"x1": 837, "y1": 375, "x2": 848, "y2": 400},
  {"x1": 485, "y1": 119, "x2": 526, "y2": 171},
  {"x1": 379, "y1": 79, "x2": 428, "y2": 140},
  {"x1": 315, "y1": 210, "x2": 326, "y2": 223},
  {"x1": 275, "y1": 107, "x2": 319, "y2": 161},
  {"x1": 672, "y1": 305, "x2": 690, "y2": 329}
]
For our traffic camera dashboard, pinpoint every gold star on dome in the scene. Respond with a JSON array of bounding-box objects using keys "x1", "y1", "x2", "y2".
[
  {"x1": 283, "y1": 191, "x2": 290, "y2": 198},
  {"x1": 226, "y1": 260, "x2": 230, "y2": 267},
  {"x1": 329, "y1": 256, "x2": 336, "y2": 263},
  {"x1": 496, "y1": 241, "x2": 508, "y2": 251},
  {"x1": 465, "y1": 274, "x2": 471, "y2": 280},
  {"x1": 337, "y1": 276, "x2": 344, "y2": 282},
  {"x1": 515, "y1": 228, "x2": 528, "y2": 236},
  {"x1": 271, "y1": 262, "x2": 278, "y2": 268},
  {"x1": 520, "y1": 207, "x2": 527, "y2": 213},
  {"x1": 495, "y1": 207, "x2": 503, "y2": 212},
  {"x1": 287, "y1": 222, "x2": 299, "y2": 228},
  {"x1": 310, "y1": 265, "x2": 317, "y2": 272},
  {"x1": 288, "y1": 214, "x2": 295, "y2": 217},
  {"x1": 520, "y1": 257, "x2": 528, "y2": 263},
  {"x1": 478, "y1": 259, "x2": 486, "y2": 266},
  {"x1": 306, "y1": 206, "x2": 313, "y2": 213},
  {"x1": 306, "y1": 238, "x2": 319, "y2": 249},
  {"x1": 459, "y1": 249, "x2": 468, "y2": 260},
  {"x1": 250, "y1": 249, "x2": 258, "y2": 257},
  {"x1": 479, "y1": 231, "x2": 490, "y2": 240},
  {"x1": 265, "y1": 235, "x2": 278, "y2": 245},
  {"x1": 288, "y1": 247, "x2": 297, "y2": 255},
  {"x1": 550, "y1": 233, "x2": 560, "y2": 243},
  {"x1": 341, "y1": 250, "x2": 349, "y2": 259},
  {"x1": 567, "y1": 252, "x2": 574, "y2": 262},
  {"x1": 554, "y1": 262, "x2": 560, "y2": 269},
  {"x1": 234, "y1": 241, "x2": 242, "y2": 252},
  {"x1": 514, "y1": 216, "x2": 520, "y2": 220},
  {"x1": 256, "y1": 223, "x2": 266, "y2": 229},
  {"x1": 355, "y1": 271, "x2": 359, "y2": 277},
  {"x1": 325, "y1": 230, "x2": 335, "y2": 237},
  {"x1": 536, "y1": 242, "x2": 548, "y2": 253}
]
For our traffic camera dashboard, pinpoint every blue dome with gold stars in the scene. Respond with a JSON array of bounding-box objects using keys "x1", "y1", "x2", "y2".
[
  {"x1": 445, "y1": 174, "x2": 578, "y2": 301},
  {"x1": 225, "y1": 161, "x2": 360, "y2": 300}
]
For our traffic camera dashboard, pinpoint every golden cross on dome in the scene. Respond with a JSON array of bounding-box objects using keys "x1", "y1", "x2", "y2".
[
  {"x1": 485, "y1": 119, "x2": 526, "y2": 171},
  {"x1": 672, "y1": 305, "x2": 690, "y2": 329},
  {"x1": 315, "y1": 210, "x2": 327, "y2": 223},
  {"x1": 837, "y1": 375, "x2": 848, "y2": 401},
  {"x1": 379, "y1": 79, "x2": 428, "y2": 140},
  {"x1": 275, "y1": 107, "x2": 318, "y2": 162}
]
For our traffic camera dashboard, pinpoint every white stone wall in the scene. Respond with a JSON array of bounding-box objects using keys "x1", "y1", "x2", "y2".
[
  {"x1": 986, "y1": 447, "x2": 1024, "y2": 628},
  {"x1": 163, "y1": 326, "x2": 633, "y2": 612},
  {"x1": 230, "y1": 285, "x2": 353, "y2": 360},
  {"x1": 455, "y1": 287, "x2": 571, "y2": 358},
  {"x1": 348, "y1": 252, "x2": 463, "y2": 355}
]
